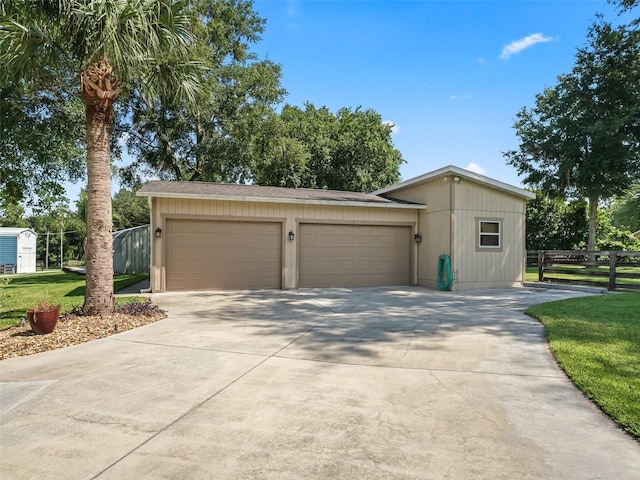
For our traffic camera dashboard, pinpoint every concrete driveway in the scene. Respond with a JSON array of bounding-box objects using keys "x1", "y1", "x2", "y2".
[{"x1": 1, "y1": 287, "x2": 638, "y2": 479}]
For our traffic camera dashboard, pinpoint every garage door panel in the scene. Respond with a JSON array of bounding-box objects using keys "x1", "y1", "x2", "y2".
[
  {"x1": 299, "y1": 224, "x2": 411, "y2": 288},
  {"x1": 166, "y1": 220, "x2": 281, "y2": 290}
]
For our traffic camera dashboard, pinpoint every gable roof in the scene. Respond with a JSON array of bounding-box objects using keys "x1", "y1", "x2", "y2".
[
  {"x1": 137, "y1": 181, "x2": 425, "y2": 210},
  {"x1": 373, "y1": 165, "x2": 536, "y2": 200},
  {"x1": 0, "y1": 227, "x2": 37, "y2": 236}
]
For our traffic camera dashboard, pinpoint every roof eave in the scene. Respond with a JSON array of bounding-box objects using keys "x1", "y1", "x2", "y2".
[
  {"x1": 0, "y1": 228, "x2": 37, "y2": 236},
  {"x1": 136, "y1": 191, "x2": 427, "y2": 210},
  {"x1": 373, "y1": 165, "x2": 536, "y2": 200}
]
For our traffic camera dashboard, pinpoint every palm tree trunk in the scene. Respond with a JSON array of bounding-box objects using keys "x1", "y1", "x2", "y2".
[{"x1": 81, "y1": 60, "x2": 119, "y2": 315}]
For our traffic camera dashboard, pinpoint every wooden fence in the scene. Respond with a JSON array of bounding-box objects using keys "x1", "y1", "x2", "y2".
[
  {"x1": 536, "y1": 250, "x2": 640, "y2": 291},
  {"x1": 527, "y1": 250, "x2": 539, "y2": 266}
]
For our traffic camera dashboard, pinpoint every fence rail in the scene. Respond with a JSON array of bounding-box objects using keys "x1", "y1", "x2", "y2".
[{"x1": 536, "y1": 250, "x2": 640, "y2": 291}]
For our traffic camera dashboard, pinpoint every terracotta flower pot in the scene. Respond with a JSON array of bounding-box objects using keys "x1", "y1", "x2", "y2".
[{"x1": 27, "y1": 307, "x2": 59, "y2": 335}]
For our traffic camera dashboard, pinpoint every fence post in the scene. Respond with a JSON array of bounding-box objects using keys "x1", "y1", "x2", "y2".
[
  {"x1": 538, "y1": 250, "x2": 545, "y2": 282},
  {"x1": 609, "y1": 252, "x2": 617, "y2": 291}
]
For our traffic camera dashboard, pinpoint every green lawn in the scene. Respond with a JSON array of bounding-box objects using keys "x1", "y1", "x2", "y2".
[
  {"x1": 527, "y1": 293, "x2": 640, "y2": 439},
  {"x1": 0, "y1": 271, "x2": 148, "y2": 328}
]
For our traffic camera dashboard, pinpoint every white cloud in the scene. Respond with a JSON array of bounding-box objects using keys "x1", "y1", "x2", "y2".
[
  {"x1": 448, "y1": 94, "x2": 472, "y2": 101},
  {"x1": 465, "y1": 162, "x2": 486, "y2": 175},
  {"x1": 500, "y1": 33, "x2": 555, "y2": 60},
  {"x1": 285, "y1": 0, "x2": 300, "y2": 17},
  {"x1": 383, "y1": 120, "x2": 400, "y2": 134}
]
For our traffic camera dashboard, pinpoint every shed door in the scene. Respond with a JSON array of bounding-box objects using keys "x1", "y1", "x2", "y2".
[
  {"x1": 166, "y1": 220, "x2": 282, "y2": 290},
  {"x1": 299, "y1": 224, "x2": 412, "y2": 287},
  {"x1": 0, "y1": 236, "x2": 17, "y2": 266}
]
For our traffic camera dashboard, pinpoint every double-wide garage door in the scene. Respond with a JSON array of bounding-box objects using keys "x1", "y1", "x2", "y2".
[
  {"x1": 166, "y1": 219, "x2": 282, "y2": 290},
  {"x1": 299, "y1": 224, "x2": 412, "y2": 288}
]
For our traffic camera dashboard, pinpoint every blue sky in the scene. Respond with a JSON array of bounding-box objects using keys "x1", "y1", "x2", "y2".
[{"x1": 249, "y1": 0, "x2": 625, "y2": 187}]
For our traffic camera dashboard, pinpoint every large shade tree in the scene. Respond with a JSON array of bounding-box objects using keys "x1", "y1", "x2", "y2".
[
  {"x1": 0, "y1": 77, "x2": 86, "y2": 211},
  {"x1": 504, "y1": 16, "x2": 640, "y2": 253},
  {"x1": 525, "y1": 191, "x2": 589, "y2": 250},
  {"x1": 251, "y1": 103, "x2": 404, "y2": 192},
  {"x1": 121, "y1": 0, "x2": 284, "y2": 186},
  {"x1": 1, "y1": 1, "x2": 206, "y2": 314}
]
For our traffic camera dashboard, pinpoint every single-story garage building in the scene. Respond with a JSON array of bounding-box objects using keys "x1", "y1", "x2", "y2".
[{"x1": 137, "y1": 165, "x2": 535, "y2": 292}]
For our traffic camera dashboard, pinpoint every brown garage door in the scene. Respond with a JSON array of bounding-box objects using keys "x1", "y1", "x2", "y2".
[
  {"x1": 166, "y1": 220, "x2": 281, "y2": 290},
  {"x1": 299, "y1": 224, "x2": 412, "y2": 287}
]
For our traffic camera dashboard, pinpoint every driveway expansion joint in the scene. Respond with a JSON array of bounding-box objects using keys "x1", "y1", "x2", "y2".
[
  {"x1": 108, "y1": 337, "x2": 271, "y2": 358},
  {"x1": 90, "y1": 311, "x2": 336, "y2": 479},
  {"x1": 272, "y1": 354, "x2": 566, "y2": 379}
]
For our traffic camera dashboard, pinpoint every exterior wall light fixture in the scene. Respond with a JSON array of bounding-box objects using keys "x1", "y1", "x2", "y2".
[
  {"x1": 155, "y1": 227, "x2": 162, "y2": 238},
  {"x1": 414, "y1": 233, "x2": 422, "y2": 243},
  {"x1": 289, "y1": 230, "x2": 295, "y2": 241}
]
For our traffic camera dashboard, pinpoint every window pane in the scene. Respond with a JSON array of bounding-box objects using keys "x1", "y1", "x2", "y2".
[
  {"x1": 480, "y1": 222, "x2": 500, "y2": 233},
  {"x1": 480, "y1": 235, "x2": 500, "y2": 246}
]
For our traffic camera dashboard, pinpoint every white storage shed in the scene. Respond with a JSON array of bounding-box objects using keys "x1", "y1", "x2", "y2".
[{"x1": 0, "y1": 228, "x2": 38, "y2": 274}]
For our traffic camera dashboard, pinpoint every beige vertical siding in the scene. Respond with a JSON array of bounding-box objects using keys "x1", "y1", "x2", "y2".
[
  {"x1": 381, "y1": 175, "x2": 528, "y2": 290},
  {"x1": 382, "y1": 178, "x2": 452, "y2": 289},
  {"x1": 451, "y1": 180, "x2": 526, "y2": 290},
  {"x1": 151, "y1": 197, "x2": 418, "y2": 291}
]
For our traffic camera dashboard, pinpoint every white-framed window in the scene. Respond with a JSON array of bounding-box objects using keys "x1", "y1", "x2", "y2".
[{"x1": 476, "y1": 219, "x2": 502, "y2": 250}]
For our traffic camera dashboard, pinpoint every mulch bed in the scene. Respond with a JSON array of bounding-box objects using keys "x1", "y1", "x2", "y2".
[{"x1": 0, "y1": 311, "x2": 166, "y2": 360}]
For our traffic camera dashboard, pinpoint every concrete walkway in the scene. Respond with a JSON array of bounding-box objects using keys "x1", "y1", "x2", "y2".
[
  {"x1": 1, "y1": 287, "x2": 638, "y2": 479},
  {"x1": 114, "y1": 278, "x2": 151, "y2": 295}
]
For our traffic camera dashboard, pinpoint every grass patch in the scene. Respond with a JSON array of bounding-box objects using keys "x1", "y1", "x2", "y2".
[
  {"x1": 0, "y1": 271, "x2": 148, "y2": 328},
  {"x1": 525, "y1": 266, "x2": 538, "y2": 282},
  {"x1": 527, "y1": 293, "x2": 640, "y2": 439}
]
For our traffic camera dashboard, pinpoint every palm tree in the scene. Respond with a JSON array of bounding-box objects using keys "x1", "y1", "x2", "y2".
[
  {"x1": 612, "y1": 183, "x2": 640, "y2": 232},
  {"x1": 1, "y1": 1, "x2": 204, "y2": 315}
]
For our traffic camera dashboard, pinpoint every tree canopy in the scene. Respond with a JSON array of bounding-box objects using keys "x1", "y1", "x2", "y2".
[
  {"x1": 120, "y1": 0, "x2": 285, "y2": 187},
  {"x1": 112, "y1": 188, "x2": 150, "y2": 231},
  {"x1": 525, "y1": 190, "x2": 640, "y2": 250},
  {"x1": 610, "y1": 0, "x2": 640, "y2": 13},
  {"x1": 505, "y1": 12, "x2": 640, "y2": 251},
  {"x1": 251, "y1": 103, "x2": 404, "y2": 192},
  {"x1": 525, "y1": 192, "x2": 589, "y2": 250},
  {"x1": 0, "y1": 77, "x2": 86, "y2": 208}
]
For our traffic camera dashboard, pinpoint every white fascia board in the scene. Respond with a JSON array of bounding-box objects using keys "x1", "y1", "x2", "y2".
[
  {"x1": 373, "y1": 165, "x2": 536, "y2": 200},
  {"x1": 0, "y1": 227, "x2": 37, "y2": 236},
  {"x1": 136, "y1": 191, "x2": 427, "y2": 210}
]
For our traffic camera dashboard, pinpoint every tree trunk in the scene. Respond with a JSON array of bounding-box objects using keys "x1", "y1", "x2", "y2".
[
  {"x1": 587, "y1": 195, "x2": 598, "y2": 265},
  {"x1": 81, "y1": 59, "x2": 120, "y2": 315}
]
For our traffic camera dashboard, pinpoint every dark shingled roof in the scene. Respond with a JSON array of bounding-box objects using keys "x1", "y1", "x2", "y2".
[{"x1": 137, "y1": 181, "x2": 424, "y2": 208}]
